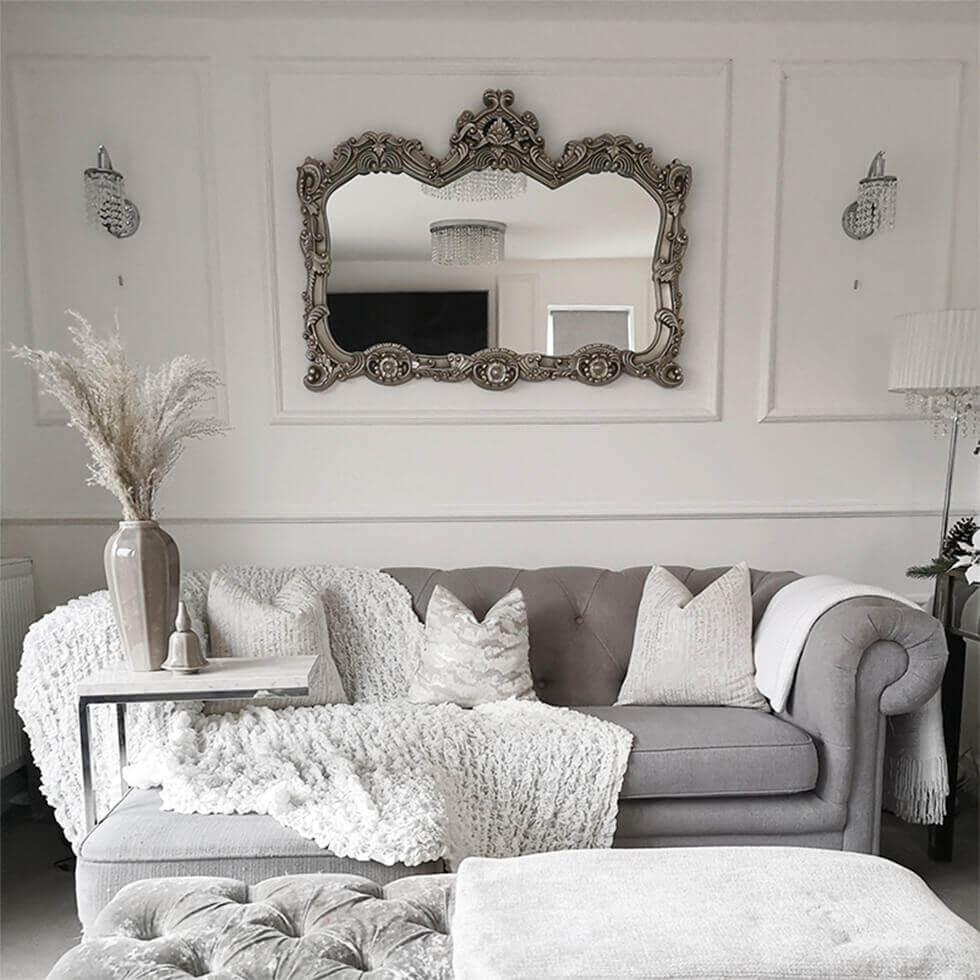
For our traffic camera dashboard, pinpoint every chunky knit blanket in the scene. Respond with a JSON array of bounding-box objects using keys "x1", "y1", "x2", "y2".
[
  {"x1": 126, "y1": 699, "x2": 632, "y2": 867},
  {"x1": 16, "y1": 566, "x2": 631, "y2": 860}
]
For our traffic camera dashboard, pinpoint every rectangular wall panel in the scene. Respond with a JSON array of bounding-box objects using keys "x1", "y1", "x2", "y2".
[
  {"x1": 762, "y1": 61, "x2": 964, "y2": 421},
  {"x1": 8, "y1": 55, "x2": 226, "y2": 424},
  {"x1": 263, "y1": 58, "x2": 730, "y2": 424}
]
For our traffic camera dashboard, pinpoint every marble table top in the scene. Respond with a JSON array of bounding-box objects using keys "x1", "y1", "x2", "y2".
[{"x1": 77, "y1": 656, "x2": 317, "y2": 701}]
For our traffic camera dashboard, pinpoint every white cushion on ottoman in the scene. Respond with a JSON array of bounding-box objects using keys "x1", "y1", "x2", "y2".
[{"x1": 452, "y1": 847, "x2": 980, "y2": 979}]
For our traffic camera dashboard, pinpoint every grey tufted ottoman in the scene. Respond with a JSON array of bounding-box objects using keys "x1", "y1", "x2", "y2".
[{"x1": 48, "y1": 873, "x2": 454, "y2": 979}]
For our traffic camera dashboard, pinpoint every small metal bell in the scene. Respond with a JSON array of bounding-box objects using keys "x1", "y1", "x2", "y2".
[{"x1": 162, "y1": 601, "x2": 208, "y2": 674}]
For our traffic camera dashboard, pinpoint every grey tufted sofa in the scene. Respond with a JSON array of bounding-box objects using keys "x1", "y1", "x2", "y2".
[{"x1": 75, "y1": 565, "x2": 947, "y2": 932}]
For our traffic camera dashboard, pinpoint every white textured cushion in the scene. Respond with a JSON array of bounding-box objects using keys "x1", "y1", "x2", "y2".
[
  {"x1": 617, "y1": 563, "x2": 766, "y2": 709},
  {"x1": 408, "y1": 586, "x2": 536, "y2": 707},
  {"x1": 207, "y1": 571, "x2": 347, "y2": 705}
]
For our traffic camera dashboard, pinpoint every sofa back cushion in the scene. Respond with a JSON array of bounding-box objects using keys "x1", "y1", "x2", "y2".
[{"x1": 385, "y1": 567, "x2": 800, "y2": 707}]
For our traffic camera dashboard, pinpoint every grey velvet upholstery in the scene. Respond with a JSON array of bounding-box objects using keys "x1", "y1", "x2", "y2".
[
  {"x1": 53, "y1": 874, "x2": 454, "y2": 980},
  {"x1": 776, "y1": 596, "x2": 948, "y2": 852},
  {"x1": 75, "y1": 565, "x2": 946, "y2": 931},
  {"x1": 387, "y1": 566, "x2": 800, "y2": 707},
  {"x1": 573, "y1": 706, "x2": 818, "y2": 799},
  {"x1": 76, "y1": 789, "x2": 442, "y2": 934},
  {"x1": 386, "y1": 567, "x2": 946, "y2": 855}
]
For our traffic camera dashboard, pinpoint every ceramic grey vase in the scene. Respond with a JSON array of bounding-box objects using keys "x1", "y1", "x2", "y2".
[{"x1": 104, "y1": 520, "x2": 180, "y2": 671}]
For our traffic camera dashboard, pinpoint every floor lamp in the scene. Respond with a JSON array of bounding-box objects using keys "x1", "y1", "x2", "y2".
[
  {"x1": 889, "y1": 309, "x2": 979, "y2": 557},
  {"x1": 889, "y1": 309, "x2": 978, "y2": 860}
]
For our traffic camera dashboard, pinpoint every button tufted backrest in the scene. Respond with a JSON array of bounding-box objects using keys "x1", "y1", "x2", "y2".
[{"x1": 385, "y1": 566, "x2": 800, "y2": 706}]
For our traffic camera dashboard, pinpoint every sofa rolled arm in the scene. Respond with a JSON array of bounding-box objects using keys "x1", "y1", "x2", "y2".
[
  {"x1": 790, "y1": 597, "x2": 946, "y2": 716},
  {"x1": 778, "y1": 596, "x2": 947, "y2": 815}
]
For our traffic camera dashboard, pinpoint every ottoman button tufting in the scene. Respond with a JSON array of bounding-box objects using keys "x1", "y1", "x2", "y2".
[{"x1": 49, "y1": 875, "x2": 457, "y2": 980}]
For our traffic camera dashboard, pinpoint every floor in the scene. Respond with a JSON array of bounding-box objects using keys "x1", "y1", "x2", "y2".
[{"x1": 1, "y1": 805, "x2": 977, "y2": 980}]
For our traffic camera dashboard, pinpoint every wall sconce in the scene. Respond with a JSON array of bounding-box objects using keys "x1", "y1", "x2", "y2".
[
  {"x1": 83, "y1": 145, "x2": 140, "y2": 239},
  {"x1": 841, "y1": 150, "x2": 898, "y2": 241}
]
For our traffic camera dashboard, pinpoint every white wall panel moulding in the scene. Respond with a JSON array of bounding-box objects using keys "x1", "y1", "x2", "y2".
[
  {"x1": 8, "y1": 54, "x2": 228, "y2": 428},
  {"x1": 759, "y1": 58, "x2": 966, "y2": 423},
  {"x1": 1, "y1": 504, "x2": 973, "y2": 526},
  {"x1": 262, "y1": 56, "x2": 729, "y2": 425}
]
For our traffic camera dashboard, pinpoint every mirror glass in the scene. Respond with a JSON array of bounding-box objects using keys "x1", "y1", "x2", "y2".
[{"x1": 325, "y1": 171, "x2": 662, "y2": 356}]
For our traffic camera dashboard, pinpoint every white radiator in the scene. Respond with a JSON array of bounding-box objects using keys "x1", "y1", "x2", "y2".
[{"x1": 1, "y1": 558, "x2": 36, "y2": 777}]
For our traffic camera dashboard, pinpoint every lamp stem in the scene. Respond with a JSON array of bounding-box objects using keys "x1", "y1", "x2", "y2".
[
  {"x1": 938, "y1": 413, "x2": 959, "y2": 551},
  {"x1": 929, "y1": 413, "x2": 960, "y2": 620}
]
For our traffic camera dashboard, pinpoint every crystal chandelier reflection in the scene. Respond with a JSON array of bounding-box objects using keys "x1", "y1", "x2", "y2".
[
  {"x1": 421, "y1": 170, "x2": 526, "y2": 202},
  {"x1": 841, "y1": 151, "x2": 898, "y2": 241},
  {"x1": 430, "y1": 220, "x2": 506, "y2": 266}
]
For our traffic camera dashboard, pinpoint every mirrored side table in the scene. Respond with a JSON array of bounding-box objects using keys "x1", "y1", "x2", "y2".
[{"x1": 929, "y1": 574, "x2": 979, "y2": 861}]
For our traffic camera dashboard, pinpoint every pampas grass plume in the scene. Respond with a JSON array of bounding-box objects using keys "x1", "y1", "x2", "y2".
[{"x1": 12, "y1": 311, "x2": 224, "y2": 520}]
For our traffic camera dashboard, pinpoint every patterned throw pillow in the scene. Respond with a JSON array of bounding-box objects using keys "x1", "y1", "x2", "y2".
[
  {"x1": 408, "y1": 586, "x2": 537, "y2": 707},
  {"x1": 206, "y1": 570, "x2": 348, "y2": 707},
  {"x1": 616, "y1": 563, "x2": 767, "y2": 709}
]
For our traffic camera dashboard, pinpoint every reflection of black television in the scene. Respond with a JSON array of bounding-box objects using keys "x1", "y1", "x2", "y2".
[{"x1": 327, "y1": 291, "x2": 490, "y2": 356}]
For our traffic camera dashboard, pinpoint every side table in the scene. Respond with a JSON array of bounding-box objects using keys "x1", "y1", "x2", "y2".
[
  {"x1": 929, "y1": 574, "x2": 979, "y2": 861},
  {"x1": 77, "y1": 656, "x2": 317, "y2": 833}
]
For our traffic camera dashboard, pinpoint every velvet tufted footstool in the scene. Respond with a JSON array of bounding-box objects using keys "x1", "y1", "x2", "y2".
[{"x1": 48, "y1": 873, "x2": 454, "y2": 979}]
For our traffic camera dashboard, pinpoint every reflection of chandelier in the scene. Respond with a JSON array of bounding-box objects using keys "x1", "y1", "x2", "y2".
[
  {"x1": 430, "y1": 220, "x2": 506, "y2": 266},
  {"x1": 422, "y1": 170, "x2": 526, "y2": 202}
]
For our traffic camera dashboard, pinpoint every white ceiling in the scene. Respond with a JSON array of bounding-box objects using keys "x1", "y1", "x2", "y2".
[{"x1": 328, "y1": 171, "x2": 661, "y2": 262}]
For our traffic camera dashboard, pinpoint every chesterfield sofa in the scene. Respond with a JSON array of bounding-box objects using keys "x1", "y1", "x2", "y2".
[{"x1": 72, "y1": 565, "x2": 946, "y2": 931}]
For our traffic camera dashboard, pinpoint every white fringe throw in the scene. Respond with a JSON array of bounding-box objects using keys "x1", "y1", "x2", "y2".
[{"x1": 882, "y1": 694, "x2": 949, "y2": 825}]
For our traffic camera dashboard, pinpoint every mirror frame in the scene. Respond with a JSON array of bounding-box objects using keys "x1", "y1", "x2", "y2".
[{"x1": 297, "y1": 89, "x2": 692, "y2": 391}]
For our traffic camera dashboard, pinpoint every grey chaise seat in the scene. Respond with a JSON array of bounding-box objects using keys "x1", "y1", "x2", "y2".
[{"x1": 75, "y1": 564, "x2": 946, "y2": 932}]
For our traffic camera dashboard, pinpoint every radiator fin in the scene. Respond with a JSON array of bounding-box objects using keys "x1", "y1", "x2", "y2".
[{"x1": 2, "y1": 559, "x2": 36, "y2": 777}]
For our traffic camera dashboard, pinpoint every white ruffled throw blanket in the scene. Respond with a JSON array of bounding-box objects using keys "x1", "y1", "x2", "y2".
[
  {"x1": 17, "y1": 566, "x2": 631, "y2": 863},
  {"x1": 126, "y1": 699, "x2": 630, "y2": 867}
]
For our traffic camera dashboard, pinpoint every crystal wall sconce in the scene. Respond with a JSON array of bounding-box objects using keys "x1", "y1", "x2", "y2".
[
  {"x1": 84, "y1": 145, "x2": 140, "y2": 239},
  {"x1": 841, "y1": 151, "x2": 898, "y2": 240}
]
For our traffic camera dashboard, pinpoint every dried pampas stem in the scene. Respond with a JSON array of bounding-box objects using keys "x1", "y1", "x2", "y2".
[{"x1": 13, "y1": 311, "x2": 224, "y2": 520}]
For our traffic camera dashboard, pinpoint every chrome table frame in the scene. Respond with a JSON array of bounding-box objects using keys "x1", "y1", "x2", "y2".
[{"x1": 77, "y1": 658, "x2": 315, "y2": 833}]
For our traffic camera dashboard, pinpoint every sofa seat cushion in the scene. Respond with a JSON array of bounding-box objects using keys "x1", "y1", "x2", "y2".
[
  {"x1": 76, "y1": 789, "x2": 443, "y2": 933},
  {"x1": 572, "y1": 706, "x2": 818, "y2": 800}
]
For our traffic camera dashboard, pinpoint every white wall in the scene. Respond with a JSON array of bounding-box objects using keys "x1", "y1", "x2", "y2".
[{"x1": 2, "y1": 3, "x2": 977, "y2": 623}]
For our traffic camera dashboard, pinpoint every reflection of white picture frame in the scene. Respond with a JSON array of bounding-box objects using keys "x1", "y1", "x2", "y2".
[{"x1": 546, "y1": 306, "x2": 635, "y2": 356}]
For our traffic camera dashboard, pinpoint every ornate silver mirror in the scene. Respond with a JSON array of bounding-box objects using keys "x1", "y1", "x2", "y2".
[{"x1": 298, "y1": 90, "x2": 691, "y2": 391}]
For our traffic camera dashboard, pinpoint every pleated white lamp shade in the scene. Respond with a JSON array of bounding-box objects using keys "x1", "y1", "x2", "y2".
[
  {"x1": 889, "y1": 310, "x2": 978, "y2": 394},
  {"x1": 888, "y1": 310, "x2": 978, "y2": 426}
]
